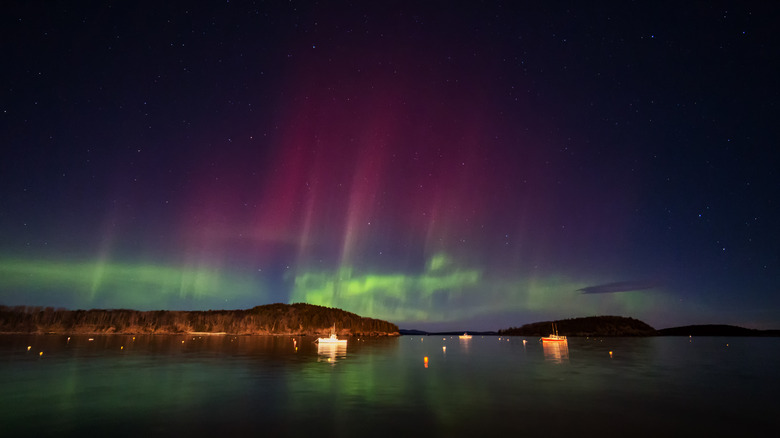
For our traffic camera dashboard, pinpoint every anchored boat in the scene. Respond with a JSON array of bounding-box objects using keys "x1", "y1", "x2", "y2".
[
  {"x1": 316, "y1": 324, "x2": 347, "y2": 345},
  {"x1": 541, "y1": 323, "x2": 567, "y2": 343}
]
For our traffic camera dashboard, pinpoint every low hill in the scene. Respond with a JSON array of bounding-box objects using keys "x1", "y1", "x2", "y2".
[
  {"x1": 0, "y1": 303, "x2": 399, "y2": 336},
  {"x1": 658, "y1": 324, "x2": 780, "y2": 337},
  {"x1": 399, "y1": 329, "x2": 430, "y2": 336},
  {"x1": 498, "y1": 316, "x2": 656, "y2": 337}
]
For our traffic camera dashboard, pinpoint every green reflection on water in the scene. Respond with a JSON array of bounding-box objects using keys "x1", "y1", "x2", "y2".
[{"x1": 2, "y1": 335, "x2": 777, "y2": 437}]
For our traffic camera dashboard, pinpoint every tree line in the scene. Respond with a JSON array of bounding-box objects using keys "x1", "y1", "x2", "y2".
[
  {"x1": 498, "y1": 315, "x2": 657, "y2": 337},
  {"x1": 0, "y1": 303, "x2": 399, "y2": 336}
]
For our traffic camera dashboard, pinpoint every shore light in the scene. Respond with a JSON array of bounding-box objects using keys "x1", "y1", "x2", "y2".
[{"x1": 27, "y1": 346, "x2": 31, "y2": 351}]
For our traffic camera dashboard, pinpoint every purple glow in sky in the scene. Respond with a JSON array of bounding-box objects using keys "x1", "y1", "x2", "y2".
[{"x1": 1, "y1": 1, "x2": 778, "y2": 330}]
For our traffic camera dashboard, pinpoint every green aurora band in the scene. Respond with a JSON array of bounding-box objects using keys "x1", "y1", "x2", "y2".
[
  {"x1": 290, "y1": 253, "x2": 673, "y2": 325},
  {"x1": 0, "y1": 257, "x2": 261, "y2": 310},
  {"x1": 1, "y1": 253, "x2": 679, "y2": 326}
]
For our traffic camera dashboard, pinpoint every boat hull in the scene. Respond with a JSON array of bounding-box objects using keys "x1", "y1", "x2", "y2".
[{"x1": 317, "y1": 339, "x2": 347, "y2": 345}]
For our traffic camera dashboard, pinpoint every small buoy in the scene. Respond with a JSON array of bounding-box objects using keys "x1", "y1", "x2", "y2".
[
  {"x1": 120, "y1": 346, "x2": 124, "y2": 350},
  {"x1": 27, "y1": 346, "x2": 31, "y2": 351},
  {"x1": 67, "y1": 337, "x2": 70, "y2": 342},
  {"x1": 39, "y1": 351, "x2": 43, "y2": 356}
]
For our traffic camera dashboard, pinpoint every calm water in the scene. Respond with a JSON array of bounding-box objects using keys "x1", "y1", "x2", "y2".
[{"x1": 1, "y1": 334, "x2": 777, "y2": 437}]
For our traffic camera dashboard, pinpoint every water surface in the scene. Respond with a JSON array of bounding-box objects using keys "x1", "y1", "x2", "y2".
[{"x1": 2, "y1": 334, "x2": 777, "y2": 437}]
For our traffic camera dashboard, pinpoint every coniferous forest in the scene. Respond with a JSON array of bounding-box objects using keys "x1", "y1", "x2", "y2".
[{"x1": 0, "y1": 303, "x2": 399, "y2": 336}]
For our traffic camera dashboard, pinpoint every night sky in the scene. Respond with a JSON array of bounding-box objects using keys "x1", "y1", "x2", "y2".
[{"x1": 2, "y1": 1, "x2": 778, "y2": 331}]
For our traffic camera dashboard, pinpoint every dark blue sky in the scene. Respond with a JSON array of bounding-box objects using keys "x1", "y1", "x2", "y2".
[{"x1": 1, "y1": 1, "x2": 778, "y2": 330}]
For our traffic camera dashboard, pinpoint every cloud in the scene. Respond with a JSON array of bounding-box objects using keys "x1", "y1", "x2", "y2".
[{"x1": 577, "y1": 280, "x2": 659, "y2": 294}]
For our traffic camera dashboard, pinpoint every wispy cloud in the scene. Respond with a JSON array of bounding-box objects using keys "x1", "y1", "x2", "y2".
[{"x1": 578, "y1": 281, "x2": 659, "y2": 294}]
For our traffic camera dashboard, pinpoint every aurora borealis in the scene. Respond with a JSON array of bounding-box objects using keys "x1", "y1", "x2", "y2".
[{"x1": 2, "y1": 2, "x2": 778, "y2": 330}]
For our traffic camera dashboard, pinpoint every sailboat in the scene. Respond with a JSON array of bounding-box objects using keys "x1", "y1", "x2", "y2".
[
  {"x1": 540, "y1": 323, "x2": 567, "y2": 342},
  {"x1": 316, "y1": 324, "x2": 348, "y2": 345}
]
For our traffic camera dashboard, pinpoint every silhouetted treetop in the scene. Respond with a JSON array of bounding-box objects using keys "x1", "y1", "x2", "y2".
[{"x1": 0, "y1": 303, "x2": 399, "y2": 336}]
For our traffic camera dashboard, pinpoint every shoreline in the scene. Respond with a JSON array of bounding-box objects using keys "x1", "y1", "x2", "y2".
[
  {"x1": 1, "y1": 332, "x2": 775, "y2": 338},
  {"x1": 0, "y1": 331, "x2": 401, "y2": 337}
]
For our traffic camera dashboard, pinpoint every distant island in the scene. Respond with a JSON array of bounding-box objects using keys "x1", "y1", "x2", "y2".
[
  {"x1": 0, "y1": 303, "x2": 399, "y2": 336},
  {"x1": 399, "y1": 329, "x2": 498, "y2": 336},
  {"x1": 496, "y1": 316, "x2": 780, "y2": 337},
  {"x1": 657, "y1": 324, "x2": 780, "y2": 337},
  {"x1": 499, "y1": 316, "x2": 656, "y2": 337}
]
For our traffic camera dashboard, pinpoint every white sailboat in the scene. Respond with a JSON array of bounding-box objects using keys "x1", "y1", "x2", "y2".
[{"x1": 316, "y1": 324, "x2": 347, "y2": 345}]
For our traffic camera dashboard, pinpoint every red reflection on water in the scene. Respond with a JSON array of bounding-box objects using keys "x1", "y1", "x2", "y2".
[{"x1": 542, "y1": 340, "x2": 569, "y2": 363}]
